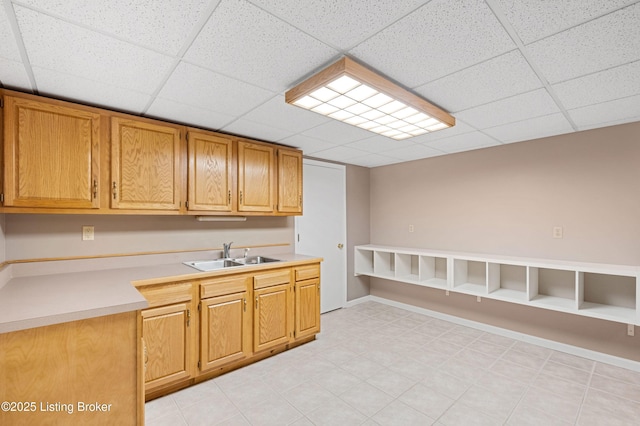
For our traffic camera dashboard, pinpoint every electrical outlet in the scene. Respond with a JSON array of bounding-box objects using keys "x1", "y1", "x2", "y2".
[
  {"x1": 628, "y1": 324, "x2": 635, "y2": 337},
  {"x1": 553, "y1": 226, "x2": 563, "y2": 239},
  {"x1": 477, "y1": 296, "x2": 481, "y2": 302},
  {"x1": 409, "y1": 224, "x2": 414, "y2": 233},
  {"x1": 82, "y1": 226, "x2": 94, "y2": 241},
  {"x1": 445, "y1": 290, "x2": 450, "y2": 296}
]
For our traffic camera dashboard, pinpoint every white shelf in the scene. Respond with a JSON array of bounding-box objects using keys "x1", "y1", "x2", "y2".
[{"x1": 354, "y1": 244, "x2": 640, "y2": 326}]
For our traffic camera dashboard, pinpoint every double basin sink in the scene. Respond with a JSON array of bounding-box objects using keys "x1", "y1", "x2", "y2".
[{"x1": 183, "y1": 256, "x2": 281, "y2": 272}]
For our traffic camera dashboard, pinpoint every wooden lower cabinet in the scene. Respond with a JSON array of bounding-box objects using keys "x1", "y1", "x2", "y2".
[
  {"x1": 199, "y1": 274, "x2": 252, "y2": 372},
  {"x1": 141, "y1": 303, "x2": 193, "y2": 392},
  {"x1": 139, "y1": 262, "x2": 320, "y2": 400}
]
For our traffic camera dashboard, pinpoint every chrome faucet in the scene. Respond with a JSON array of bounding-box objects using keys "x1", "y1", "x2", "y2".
[{"x1": 222, "y1": 241, "x2": 233, "y2": 259}]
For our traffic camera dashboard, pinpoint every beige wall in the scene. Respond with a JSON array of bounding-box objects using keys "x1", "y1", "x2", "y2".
[
  {"x1": 369, "y1": 121, "x2": 640, "y2": 360},
  {"x1": 4, "y1": 214, "x2": 294, "y2": 261},
  {"x1": 346, "y1": 165, "x2": 371, "y2": 300}
]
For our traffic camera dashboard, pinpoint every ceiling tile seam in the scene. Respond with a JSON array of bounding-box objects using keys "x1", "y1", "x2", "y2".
[
  {"x1": 10, "y1": 1, "x2": 179, "y2": 59},
  {"x1": 140, "y1": 0, "x2": 224, "y2": 115},
  {"x1": 408, "y1": 47, "x2": 522, "y2": 90},
  {"x1": 519, "y1": 0, "x2": 640, "y2": 46},
  {"x1": 3, "y1": 0, "x2": 36, "y2": 92},
  {"x1": 550, "y1": 58, "x2": 640, "y2": 87},
  {"x1": 484, "y1": 0, "x2": 578, "y2": 132}
]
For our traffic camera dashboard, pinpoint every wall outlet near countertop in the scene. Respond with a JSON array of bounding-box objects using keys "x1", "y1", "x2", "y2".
[{"x1": 82, "y1": 226, "x2": 94, "y2": 241}]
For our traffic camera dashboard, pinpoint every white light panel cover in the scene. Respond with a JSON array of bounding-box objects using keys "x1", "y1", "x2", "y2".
[{"x1": 286, "y1": 57, "x2": 455, "y2": 140}]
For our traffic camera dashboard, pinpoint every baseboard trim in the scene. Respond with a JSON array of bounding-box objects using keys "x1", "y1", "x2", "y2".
[{"x1": 341, "y1": 295, "x2": 640, "y2": 373}]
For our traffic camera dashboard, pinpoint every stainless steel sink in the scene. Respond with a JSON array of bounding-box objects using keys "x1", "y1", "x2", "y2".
[
  {"x1": 235, "y1": 256, "x2": 281, "y2": 265},
  {"x1": 183, "y1": 259, "x2": 244, "y2": 272},
  {"x1": 183, "y1": 256, "x2": 281, "y2": 272}
]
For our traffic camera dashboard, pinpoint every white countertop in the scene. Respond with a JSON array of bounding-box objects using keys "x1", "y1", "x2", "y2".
[{"x1": 0, "y1": 252, "x2": 321, "y2": 334}]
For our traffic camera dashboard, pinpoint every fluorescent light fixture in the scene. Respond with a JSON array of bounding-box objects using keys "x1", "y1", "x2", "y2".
[
  {"x1": 196, "y1": 216, "x2": 247, "y2": 222},
  {"x1": 285, "y1": 57, "x2": 455, "y2": 140}
]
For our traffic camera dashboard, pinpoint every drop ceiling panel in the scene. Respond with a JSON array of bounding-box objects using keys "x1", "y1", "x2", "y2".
[
  {"x1": 184, "y1": 0, "x2": 338, "y2": 92},
  {"x1": 240, "y1": 96, "x2": 330, "y2": 134},
  {"x1": 484, "y1": 113, "x2": 574, "y2": 144},
  {"x1": 381, "y1": 143, "x2": 444, "y2": 162},
  {"x1": 568, "y1": 94, "x2": 640, "y2": 130},
  {"x1": 345, "y1": 136, "x2": 416, "y2": 154},
  {"x1": 248, "y1": 0, "x2": 429, "y2": 50},
  {"x1": 0, "y1": 5, "x2": 22, "y2": 61},
  {"x1": 147, "y1": 97, "x2": 236, "y2": 130},
  {"x1": 493, "y1": 0, "x2": 635, "y2": 44},
  {"x1": 526, "y1": 3, "x2": 640, "y2": 84},
  {"x1": 347, "y1": 153, "x2": 403, "y2": 168},
  {"x1": 416, "y1": 50, "x2": 542, "y2": 112},
  {"x1": 410, "y1": 120, "x2": 477, "y2": 144},
  {"x1": 157, "y1": 62, "x2": 275, "y2": 117},
  {"x1": 350, "y1": 0, "x2": 515, "y2": 87},
  {"x1": 14, "y1": 6, "x2": 174, "y2": 94},
  {"x1": 553, "y1": 60, "x2": 640, "y2": 110},
  {"x1": 279, "y1": 135, "x2": 339, "y2": 155},
  {"x1": 456, "y1": 89, "x2": 560, "y2": 130},
  {"x1": 310, "y1": 145, "x2": 370, "y2": 162},
  {"x1": 300, "y1": 120, "x2": 375, "y2": 145},
  {"x1": 424, "y1": 132, "x2": 500, "y2": 154},
  {"x1": 221, "y1": 118, "x2": 294, "y2": 142},
  {"x1": 17, "y1": 0, "x2": 217, "y2": 55},
  {"x1": 0, "y1": 59, "x2": 31, "y2": 89},
  {"x1": 33, "y1": 67, "x2": 151, "y2": 114}
]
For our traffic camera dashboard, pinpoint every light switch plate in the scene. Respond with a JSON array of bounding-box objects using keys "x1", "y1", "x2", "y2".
[{"x1": 82, "y1": 226, "x2": 94, "y2": 241}]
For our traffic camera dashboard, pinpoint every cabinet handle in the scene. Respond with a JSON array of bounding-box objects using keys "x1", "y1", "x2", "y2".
[
  {"x1": 228, "y1": 190, "x2": 231, "y2": 204},
  {"x1": 186, "y1": 308, "x2": 191, "y2": 327},
  {"x1": 299, "y1": 194, "x2": 302, "y2": 207},
  {"x1": 255, "y1": 296, "x2": 258, "y2": 309},
  {"x1": 112, "y1": 182, "x2": 117, "y2": 200},
  {"x1": 243, "y1": 298, "x2": 247, "y2": 312},
  {"x1": 240, "y1": 191, "x2": 243, "y2": 204},
  {"x1": 93, "y1": 179, "x2": 98, "y2": 199}
]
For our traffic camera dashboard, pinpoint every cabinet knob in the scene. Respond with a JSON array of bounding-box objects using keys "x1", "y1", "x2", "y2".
[{"x1": 337, "y1": 244, "x2": 344, "y2": 249}]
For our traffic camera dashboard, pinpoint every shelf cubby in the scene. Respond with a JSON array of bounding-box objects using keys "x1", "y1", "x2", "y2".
[
  {"x1": 418, "y1": 255, "x2": 448, "y2": 289},
  {"x1": 373, "y1": 251, "x2": 395, "y2": 278},
  {"x1": 354, "y1": 248, "x2": 374, "y2": 275},
  {"x1": 578, "y1": 272, "x2": 637, "y2": 323},
  {"x1": 453, "y1": 259, "x2": 487, "y2": 295},
  {"x1": 529, "y1": 267, "x2": 576, "y2": 311},
  {"x1": 488, "y1": 263, "x2": 528, "y2": 302},
  {"x1": 395, "y1": 253, "x2": 419, "y2": 282}
]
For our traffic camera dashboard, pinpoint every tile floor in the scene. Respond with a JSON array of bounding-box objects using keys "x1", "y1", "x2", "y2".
[{"x1": 145, "y1": 301, "x2": 640, "y2": 425}]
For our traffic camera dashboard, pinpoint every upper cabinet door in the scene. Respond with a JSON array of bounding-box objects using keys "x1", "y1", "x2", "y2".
[
  {"x1": 187, "y1": 131, "x2": 234, "y2": 212},
  {"x1": 3, "y1": 96, "x2": 101, "y2": 209},
  {"x1": 277, "y1": 149, "x2": 302, "y2": 214},
  {"x1": 111, "y1": 117, "x2": 181, "y2": 211},
  {"x1": 237, "y1": 141, "x2": 274, "y2": 213}
]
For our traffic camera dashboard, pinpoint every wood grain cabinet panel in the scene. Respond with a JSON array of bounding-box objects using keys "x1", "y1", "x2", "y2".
[
  {"x1": 141, "y1": 303, "x2": 193, "y2": 393},
  {"x1": 2, "y1": 95, "x2": 101, "y2": 208},
  {"x1": 187, "y1": 131, "x2": 234, "y2": 212},
  {"x1": 111, "y1": 117, "x2": 181, "y2": 211},
  {"x1": 277, "y1": 148, "x2": 302, "y2": 214},
  {"x1": 237, "y1": 141, "x2": 275, "y2": 213},
  {"x1": 295, "y1": 278, "x2": 320, "y2": 339},
  {"x1": 200, "y1": 291, "x2": 251, "y2": 372},
  {"x1": 254, "y1": 282, "x2": 292, "y2": 352}
]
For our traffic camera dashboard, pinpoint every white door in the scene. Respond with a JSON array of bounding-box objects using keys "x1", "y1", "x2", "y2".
[{"x1": 295, "y1": 159, "x2": 346, "y2": 313}]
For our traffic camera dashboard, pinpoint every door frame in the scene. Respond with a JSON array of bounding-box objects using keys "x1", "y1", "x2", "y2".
[{"x1": 295, "y1": 158, "x2": 348, "y2": 312}]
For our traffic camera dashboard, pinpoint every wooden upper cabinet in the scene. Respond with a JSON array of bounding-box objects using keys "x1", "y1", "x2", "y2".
[
  {"x1": 111, "y1": 117, "x2": 181, "y2": 210},
  {"x1": 277, "y1": 148, "x2": 302, "y2": 214},
  {"x1": 3, "y1": 95, "x2": 100, "y2": 208},
  {"x1": 187, "y1": 131, "x2": 233, "y2": 212},
  {"x1": 237, "y1": 141, "x2": 274, "y2": 213}
]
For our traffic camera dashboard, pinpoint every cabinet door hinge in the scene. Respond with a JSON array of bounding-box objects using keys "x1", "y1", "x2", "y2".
[
  {"x1": 0, "y1": 98, "x2": 4, "y2": 108},
  {"x1": 185, "y1": 200, "x2": 189, "y2": 209},
  {"x1": 0, "y1": 193, "x2": 4, "y2": 204},
  {"x1": 197, "y1": 360, "x2": 201, "y2": 369},
  {"x1": 186, "y1": 308, "x2": 191, "y2": 327}
]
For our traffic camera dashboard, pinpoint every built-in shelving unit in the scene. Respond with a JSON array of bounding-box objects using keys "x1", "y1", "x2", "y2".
[{"x1": 354, "y1": 245, "x2": 640, "y2": 326}]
